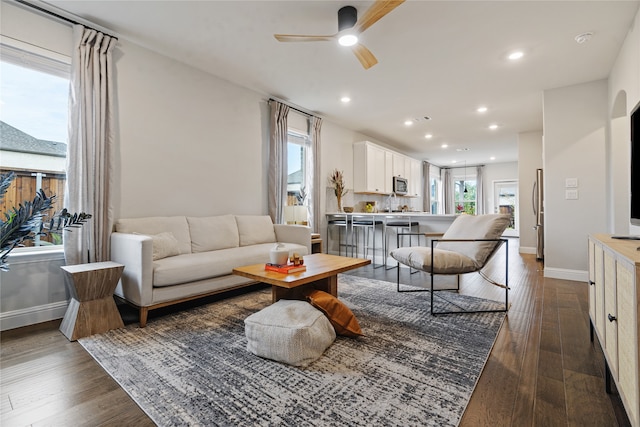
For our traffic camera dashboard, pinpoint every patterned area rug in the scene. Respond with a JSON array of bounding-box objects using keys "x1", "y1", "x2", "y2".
[{"x1": 79, "y1": 275, "x2": 505, "y2": 426}]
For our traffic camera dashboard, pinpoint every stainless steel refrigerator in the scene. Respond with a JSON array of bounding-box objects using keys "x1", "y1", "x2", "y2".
[{"x1": 533, "y1": 168, "x2": 544, "y2": 260}]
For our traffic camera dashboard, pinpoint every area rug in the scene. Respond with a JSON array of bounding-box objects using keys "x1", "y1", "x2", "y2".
[{"x1": 79, "y1": 275, "x2": 505, "y2": 427}]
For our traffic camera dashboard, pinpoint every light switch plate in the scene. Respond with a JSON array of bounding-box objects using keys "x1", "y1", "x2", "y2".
[
  {"x1": 566, "y1": 189, "x2": 579, "y2": 200},
  {"x1": 566, "y1": 178, "x2": 578, "y2": 188}
]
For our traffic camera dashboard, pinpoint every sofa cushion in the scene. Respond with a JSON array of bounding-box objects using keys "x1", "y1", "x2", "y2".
[
  {"x1": 152, "y1": 242, "x2": 309, "y2": 287},
  {"x1": 235, "y1": 215, "x2": 277, "y2": 246},
  {"x1": 149, "y1": 232, "x2": 180, "y2": 261},
  {"x1": 244, "y1": 300, "x2": 336, "y2": 366},
  {"x1": 116, "y1": 216, "x2": 192, "y2": 255},
  {"x1": 187, "y1": 215, "x2": 239, "y2": 253}
]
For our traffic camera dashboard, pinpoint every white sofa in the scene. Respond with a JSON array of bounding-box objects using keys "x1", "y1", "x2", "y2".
[{"x1": 110, "y1": 214, "x2": 311, "y2": 327}]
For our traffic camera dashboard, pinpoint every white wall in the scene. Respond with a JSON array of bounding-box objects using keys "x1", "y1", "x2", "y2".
[
  {"x1": 543, "y1": 80, "x2": 608, "y2": 280},
  {"x1": 609, "y1": 8, "x2": 640, "y2": 236}
]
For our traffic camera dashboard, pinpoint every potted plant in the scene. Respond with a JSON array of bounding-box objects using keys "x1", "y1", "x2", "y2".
[
  {"x1": 328, "y1": 169, "x2": 348, "y2": 212},
  {"x1": 0, "y1": 171, "x2": 91, "y2": 271}
]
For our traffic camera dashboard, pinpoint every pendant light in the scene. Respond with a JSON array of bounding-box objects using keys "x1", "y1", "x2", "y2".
[{"x1": 464, "y1": 161, "x2": 468, "y2": 193}]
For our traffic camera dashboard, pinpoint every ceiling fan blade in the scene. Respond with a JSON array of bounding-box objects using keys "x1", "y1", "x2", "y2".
[
  {"x1": 352, "y1": 44, "x2": 378, "y2": 69},
  {"x1": 274, "y1": 34, "x2": 335, "y2": 42},
  {"x1": 355, "y1": 0, "x2": 405, "y2": 34}
]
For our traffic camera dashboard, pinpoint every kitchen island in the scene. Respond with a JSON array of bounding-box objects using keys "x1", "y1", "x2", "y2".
[{"x1": 325, "y1": 212, "x2": 457, "y2": 266}]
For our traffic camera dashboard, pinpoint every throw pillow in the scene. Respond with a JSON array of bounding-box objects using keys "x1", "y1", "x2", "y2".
[
  {"x1": 305, "y1": 289, "x2": 363, "y2": 337},
  {"x1": 142, "y1": 232, "x2": 180, "y2": 261}
]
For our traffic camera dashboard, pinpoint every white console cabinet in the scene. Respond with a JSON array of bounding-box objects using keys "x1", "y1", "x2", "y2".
[{"x1": 588, "y1": 234, "x2": 640, "y2": 426}]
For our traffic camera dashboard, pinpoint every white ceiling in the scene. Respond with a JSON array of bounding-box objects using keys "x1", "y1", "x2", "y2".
[{"x1": 47, "y1": 0, "x2": 639, "y2": 167}]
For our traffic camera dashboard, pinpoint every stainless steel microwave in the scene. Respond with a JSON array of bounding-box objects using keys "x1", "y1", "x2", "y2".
[{"x1": 393, "y1": 176, "x2": 408, "y2": 195}]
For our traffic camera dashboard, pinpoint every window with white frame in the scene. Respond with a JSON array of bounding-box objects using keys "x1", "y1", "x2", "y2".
[
  {"x1": 429, "y1": 174, "x2": 441, "y2": 214},
  {"x1": 0, "y1": 42, "x2": 71, "y2": 248},
  {"x1": 453, "y1": 169, "x2": 477, "y2": 215},
  {"x1": 285, "y1": 130, "x2": 310, "y2": 224}
]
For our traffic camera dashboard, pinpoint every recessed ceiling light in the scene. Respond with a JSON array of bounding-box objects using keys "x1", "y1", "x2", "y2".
[
  {"x1": 451, "y1": 160, "x2": 457, "y2": 164},
  {"x1": 404, "y1": 120, "x2": 413, "y2": 126},
  {"x1": 489, "y1": 124, "x2": 499, "y2": 130},
  {"x1": 490, "y1": 156, "x2": 496, "y2": 160},
  {"x1": 341, "y1": 96, "x2": 351, "y2": 103},
  {"x1": 508, "y1": 51, "x2": 524, "y2": 60},
  {"x1": 441, "y1": 143, "x2": 448, "y2": 148},
  {"x1": 477, "y1": 106, "x2": 488, "y2": 113},
  {"x1": 338, "y1": 33, "x2": 358, "y2": 47},
  {"x1": 425, "y1": 133, "x2": 433, "y2": 139}
]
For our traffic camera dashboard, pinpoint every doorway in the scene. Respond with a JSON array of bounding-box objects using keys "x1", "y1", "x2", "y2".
[{"x1": 494, "y1": 180, "x2": 518, "y2": 237}]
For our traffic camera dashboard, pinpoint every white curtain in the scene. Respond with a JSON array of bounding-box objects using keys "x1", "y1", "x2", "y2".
[
  {"x1": 476, "y1": 165, "x2": 485, "y2": 214},
  {"x1": 64, "y1": 25, "x2": 116, "y2": 265},
  {"x1": 268, "y1": 100, "x2": 290, "y2": 224},
  {"x1": 442, "y1": 168, "x2": 454, "y2": 214},
  {"x1": 422, "y1": 161, "x2": 431, "y2": 213},
  {"x1": 308, "y1": 116, "x2": 322, "y2": 233}
]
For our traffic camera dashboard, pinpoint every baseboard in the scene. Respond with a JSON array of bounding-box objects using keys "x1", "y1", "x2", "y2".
[
  {"x1": 519, "y1": 246, "x2": 536, "y2": 255},
  {"x1": 0, "y1": 300, "x2": 68, "y2": 331},
  {"x1": 543, "y1": 267, "x2": 588, "y2": 283}
]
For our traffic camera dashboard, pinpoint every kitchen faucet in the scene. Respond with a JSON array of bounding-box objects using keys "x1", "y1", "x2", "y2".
[{"x1": 386, "y1": 192, "x2": 397, "y2": 211}]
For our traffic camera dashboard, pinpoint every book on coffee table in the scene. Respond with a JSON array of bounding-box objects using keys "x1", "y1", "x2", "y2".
[{"x1": 264, "y1": 263, "x2": 307, "y2": 274}]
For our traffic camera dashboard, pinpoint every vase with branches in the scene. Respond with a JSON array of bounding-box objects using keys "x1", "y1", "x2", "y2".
[
  {"x1": 0, "y1": 171, "x2": 91, "y2": 271},
  {"x1": 328, "y1": 169, "x2": 348, "y2": 212}
]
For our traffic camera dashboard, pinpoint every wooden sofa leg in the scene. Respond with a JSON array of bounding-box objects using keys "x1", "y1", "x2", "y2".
[{"x1": 139, "y1": 307, "x2": 148, "y2": 328}]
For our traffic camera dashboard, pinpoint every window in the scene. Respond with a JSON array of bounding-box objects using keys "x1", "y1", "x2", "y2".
[
  {"x1": 429, "y1": 175, "x2": 441, "y2": 214},
  {"x1": 454, "y1": 176, "x2": 477, "y2": 215},
  {"x1": 285, "y1": 131, "x2": 310, "y2": 224},
  {"x1": 0, "y1": 43, "x2": 70, "y2": 248}
]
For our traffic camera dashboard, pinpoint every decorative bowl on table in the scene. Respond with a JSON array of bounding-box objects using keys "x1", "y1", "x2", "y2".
[{"x1": 343, "y1": 207, "x2": 354, "y2": 213}]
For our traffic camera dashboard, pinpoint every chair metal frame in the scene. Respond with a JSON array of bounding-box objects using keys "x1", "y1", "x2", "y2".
[{"x1": 394, "y1": 233, "x2": 509, "y2": 315}]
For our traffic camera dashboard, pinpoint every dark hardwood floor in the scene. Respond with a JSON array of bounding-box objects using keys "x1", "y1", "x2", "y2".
[{"x1": 1, "y1": 238, "x2": 631, "y2": 426}]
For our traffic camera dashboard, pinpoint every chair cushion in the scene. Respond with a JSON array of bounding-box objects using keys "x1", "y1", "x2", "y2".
[
  {"x1": 436, "y1": 214, "x2": 510, "y2": 268},
  {"x1": 390, "y1": 246, "x2": 479, "y2": 274},
  {"x1": 305, "y1": 290, "x2": 362, "y2": 337},
  {"x1": 244, "y1": 300, "x2": 336, "y2": 367},
  {"x1": 187, "y1": 215, "x2": 239, "y2": 252}
]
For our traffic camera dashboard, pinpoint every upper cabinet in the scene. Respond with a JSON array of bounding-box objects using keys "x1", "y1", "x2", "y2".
[
  {"x1": 353, "y1": 141, "x2": 392, "y2": 194},
  {"x1": 353, "y1": 141, "x2": 421, "y2": 196},
  {"x1": 409, "y1": 158, "x2": 422, "y2": 197}
]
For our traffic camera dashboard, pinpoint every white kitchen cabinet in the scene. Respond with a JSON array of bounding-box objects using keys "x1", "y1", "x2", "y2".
[
  {"x1": 353, "y1": 141, "x2": 391, "y2": 194},
  {"x1": 409, "y1": 158, "x2": 422, "y2": 197},
  {"x1": 392, "y1": 153, "x2": 410, "y2": 178},
  {"x1": 588, "y1": 234, "x2": 640, "y2": 427}
]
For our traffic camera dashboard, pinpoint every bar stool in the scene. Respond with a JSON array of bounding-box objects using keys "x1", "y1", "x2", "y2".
[
  {"x1": 384, "y1": 215, "x2": 419, "y2": 270},
  {"x1": 326, "y1": 213, "x2": 351, "y2": 256},
  {"x1": 351, "y1": 214, "x2": 384, "y2": 268}
]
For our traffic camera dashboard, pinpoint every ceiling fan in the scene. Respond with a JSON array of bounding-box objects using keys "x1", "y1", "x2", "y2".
[{"x1": 274, "y1": 0, "x2": 405, "y2": 70}]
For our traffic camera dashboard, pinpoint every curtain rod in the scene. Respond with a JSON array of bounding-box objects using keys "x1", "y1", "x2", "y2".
[
  {"x1": 12, "y1": 0, "x2": 119, "y2": 40},
  {"x1": 268, "y1": 97, "x2": 316, "y2": 117}
]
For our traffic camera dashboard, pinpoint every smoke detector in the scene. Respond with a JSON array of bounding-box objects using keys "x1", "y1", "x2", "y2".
[{"x1": 575, "y1": 32, "x2": 593, "y2": 44}]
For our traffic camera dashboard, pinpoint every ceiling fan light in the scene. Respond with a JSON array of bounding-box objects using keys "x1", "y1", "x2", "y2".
[{"x1": 338, "y1": 34, "x2": 358, "y2": 47}]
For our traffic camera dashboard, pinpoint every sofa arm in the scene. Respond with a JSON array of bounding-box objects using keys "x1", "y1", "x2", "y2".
[
  {"x1": 110, "y1": 232, "x2": 154, "y2": 307},
  {"x1": 274, "y1": 224, "x2": 312, "y2": 254}
]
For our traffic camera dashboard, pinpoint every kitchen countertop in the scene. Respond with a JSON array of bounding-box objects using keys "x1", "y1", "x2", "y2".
[{"x1": 326, "y1": 212, "x2": 457, "y2": 218}]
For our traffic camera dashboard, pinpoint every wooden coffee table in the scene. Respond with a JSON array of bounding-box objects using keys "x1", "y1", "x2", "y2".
[{"x1": 232, "y1": 253, "x2": 371, "y2": 302}]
